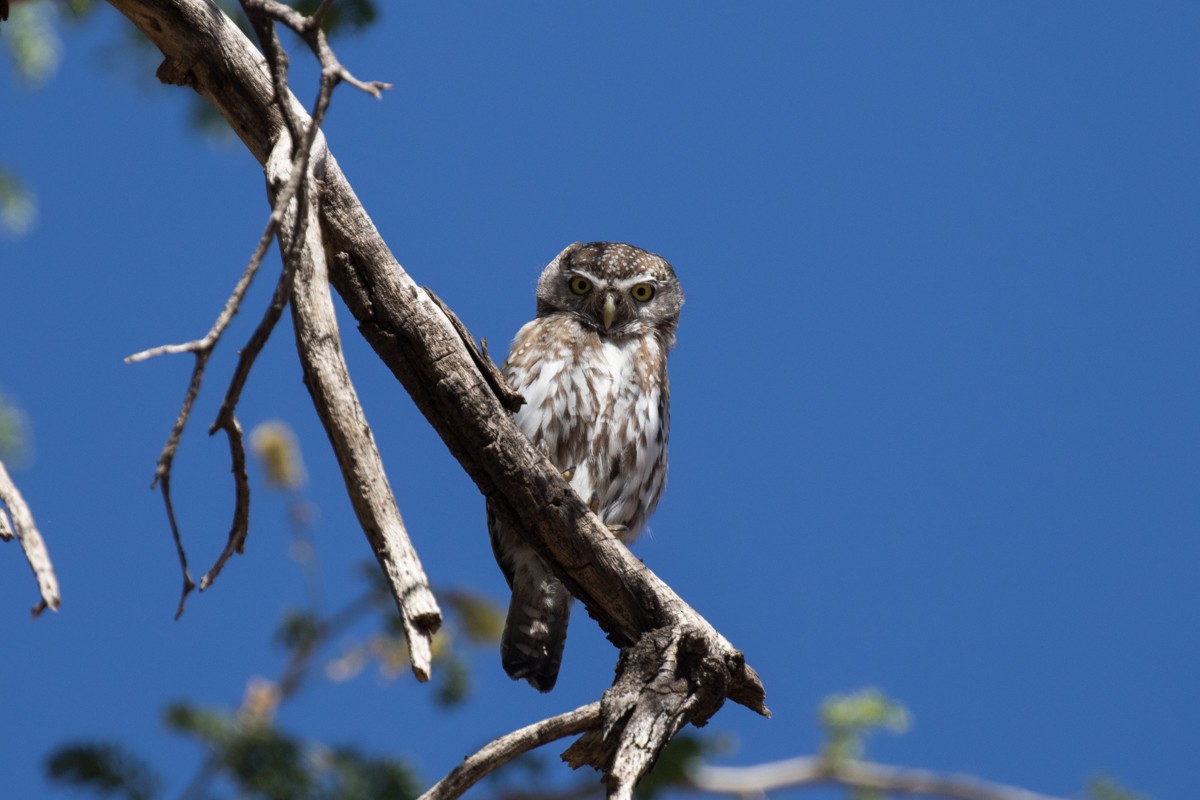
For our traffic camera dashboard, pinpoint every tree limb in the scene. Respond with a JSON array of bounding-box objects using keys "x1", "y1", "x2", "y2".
[
  {"x1": 688, "y1": 756, "x2": 1070, "y2": 800},
  {"x1": 107, "y1": 0, "x2": 767, "y2": 789},
  {"x1": 421, "y1": 702, "x2": 602, "y2": 800},
  {"x1": 0, "y1": 459, "x2": 60, "y2": 616},
  {"x1": 273, "y1": 128, "x2": 440, "y2": 679}
]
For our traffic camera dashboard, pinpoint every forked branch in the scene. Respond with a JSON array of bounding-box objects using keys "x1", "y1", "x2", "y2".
[{"x1": 122, "y1": 0, "x2": 411, "y2": 627}]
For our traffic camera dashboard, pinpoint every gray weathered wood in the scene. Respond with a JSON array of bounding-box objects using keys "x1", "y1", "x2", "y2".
[
  {"x1": 270, "y1": 133, "x2": 439, "y2": 680},
  {"x1": 0, "y1": 459, "x2": 61, "y2": 616},
  {"x1": 107, "y1": 1, "x2": 767, "y2": 792}
]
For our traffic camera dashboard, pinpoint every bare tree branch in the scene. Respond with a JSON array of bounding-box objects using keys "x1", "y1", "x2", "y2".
[
  {"x1": 271, "y1": 129, "x2": 440, "y2": 680},
  {"x1": 196, "y1": 0, "x2": 324, "y2": 595},
  {"x1": 108, "y1": 0, "x2": 766, "y2": 789},
  {"x1": 124, "y1": 164, "x2": 284, "y2": 617},
  {"x1": 422, "y1": 703, "x2": 602, "y2": 800},
  {"x1": 688, "y1": 756, "x2": 1070, "y2": 800},
  {"x1": 0, "y1": 459, "x2": 60, "y2": 616},
  {"x1": 122, "y1": 0, "x2": 398, "y2": 620},
  {"x1": 245, "y1": 0, "x2": 391, "y2": 101}
]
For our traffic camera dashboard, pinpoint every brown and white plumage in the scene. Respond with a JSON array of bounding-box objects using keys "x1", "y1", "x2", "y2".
[{"x1": 488, "y1": 241, "x2": 683, "y2": 691}]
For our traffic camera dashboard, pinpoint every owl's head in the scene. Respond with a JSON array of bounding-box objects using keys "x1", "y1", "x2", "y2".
[{"x1": 535, "y1": 242, "x2": 683, "y2": 344}]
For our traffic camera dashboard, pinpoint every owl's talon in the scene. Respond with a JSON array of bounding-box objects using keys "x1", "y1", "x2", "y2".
[
  {"x1": 561, "y1": 465, "x2": 576, "y2": 482},
  {"x1": 587, "y1": 492, "x2": 600, "y2": 514},
  {"x1": 607, "y1": 524, "x2": 629, "y2": 534},
  {"x1": 537, "y1": 440, "x2": 550, "y2": 458}
]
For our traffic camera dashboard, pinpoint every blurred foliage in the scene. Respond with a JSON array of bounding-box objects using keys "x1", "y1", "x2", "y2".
[
  {"x1": 635, "y1": 734, "x2": 730, "y2": 800},
  {"x1": 293, "y1": 0, "x2": 377, "y2": 34},
  {"x1": 277, "y1": 607, "x2": 322, "y2": 651},
  {"x1": 0, "y1": 391, "x2": 30, "y2": 466},
  {"x1": 2, "y1": 0, "x2": 63, "y2": 85},
  {"x1": 167, "y1": 701, "x2": 421, "y2": 800},
  {"x1": 1088, "y1": 774, "x2": 1150, "y2": 800},
  {"x1": 0, "y1": 165, "x2": 37, "y2": 235},
  {"x1": 440, "y1": 589, "x2": 506, "y2": 645},
  {"x1": 322, "y1": 569, "x2": 504, "y2": 709},
  {"x1": 819, "y1": 687, "x2": 910, "y2": 765},
  {"x1": 49, "y1": 706, "x2": 422, "y2": 800},
  {"x1": 476, "y1": 732, "x2": 725, "y2": 800},
  {"x1": 1, "y1": 0, "x2": 93, "y2": 234},
  {"x1": 45, "y1": 743, "x2": 159, "y2": 800},
  {"x1": 251, "y1": 420, "x2": 308, "y2": 491}
]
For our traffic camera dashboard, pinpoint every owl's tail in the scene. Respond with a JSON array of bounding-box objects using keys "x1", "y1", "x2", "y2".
[{"x1": 501, "y1": 577, "x2": 572, "y2": 692}]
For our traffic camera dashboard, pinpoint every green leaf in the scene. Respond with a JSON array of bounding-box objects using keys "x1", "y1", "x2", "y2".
[
  {"x1": 434, "y1": 653, "x2": 471, "y2": 708},
  {"x1": 277, "y1": 608, "x2": 322, "y2": 652},
  {"x1": 443, "y1": 590, "x2": 505, "y2": 644},
  {"x1": 45, "y1": 742, "x2": 161, "y2": 800},
  {"x1": 3, "y1": 0, "x2": 62, "y2": 85},
  {"x1": 635, "y1": 733, "x2": 729, "y2": 799},
  {"x1": 819, "y1": 687, "x2": 910, "y2": 763},
  {"x1": 250, "y1": 420, "x2": 308, "y2": 490},
  {"x1": 325, "y1": 746, "x2": 421, "y2": 800},
  {"x1": 224, "y1": 729, "x2": 313, "y2": 800},
  {"x1": 163, "y1": 702, "x2": 233, "y2": 745}
]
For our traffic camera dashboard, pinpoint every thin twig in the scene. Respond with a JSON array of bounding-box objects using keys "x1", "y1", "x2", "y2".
[
  {"x1": 421, "y1": 703, "x2": 603, "y2": 800},
  {"x1": 200, "y1": 415, "x2": 250, "y2": 590},
  {"x1": 687, "y1": 756, "x2": 1069, "y2": 800},
  {"x1": 0, "y1": 459, "x2": 61, "y2": 616},
  {"x1": 132, "y1": 0, "x2": 391, "y2": 615},
  {"x1": 246, "y1": 0, "x2": 392, "y2": 100},
  {"x1": 126, "y1": 205, "x2": 282, "y2": 617},
  {"x1": 200, "y1": 255, "x2": 297, "y2": 590}
]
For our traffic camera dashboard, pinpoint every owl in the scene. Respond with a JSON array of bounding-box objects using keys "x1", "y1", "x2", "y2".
[{"x1": 488, "y1": 241, "x2": 684, "y2": 692}]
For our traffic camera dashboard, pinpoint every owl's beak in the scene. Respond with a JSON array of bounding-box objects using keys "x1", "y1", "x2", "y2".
[{"x1": 601, "y1": 293, "x2": 617, "y2": 331}]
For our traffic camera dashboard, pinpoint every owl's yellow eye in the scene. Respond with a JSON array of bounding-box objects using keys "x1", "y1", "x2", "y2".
[
  {"x1": 630, "y1": 283, "x2": 655, "y2": 302},
  {"x1": 569, "y1": 276, "x2": 592, "y2": 295}
]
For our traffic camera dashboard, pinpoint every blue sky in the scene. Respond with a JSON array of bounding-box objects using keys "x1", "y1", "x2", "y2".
[{"x1": 2, "y1": 2, "x2": 1198, "y2": 798}]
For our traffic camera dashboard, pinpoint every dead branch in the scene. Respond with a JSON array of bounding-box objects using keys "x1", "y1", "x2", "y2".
[
  {"x1": 0, "y1": 459, "x2": 60, "y2": 616},
  {"x1": 688, "y1": 756, "x2": 1069, "y2": 800},
  {"x1": 124, "y1": 146, "x2": 289, "y2": 617},
  {"x1": 271, "y1": 129, "x2": 439, "y2": 680},
  {"x1": 421, "y1": 703, "x2": 602, "y2": 800},
  {"x1": 562, "y1": 625, "x2": 733, "y2": 800},
  {"x1": 196, "y1": 0, "x2": 330, "y2": 594},
  {"x1": 121, "y1": 0, "x2": 410, "y2": 627},
  {"x1": 108, "y1": 0, "x2": 766, "y2": 790}
]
